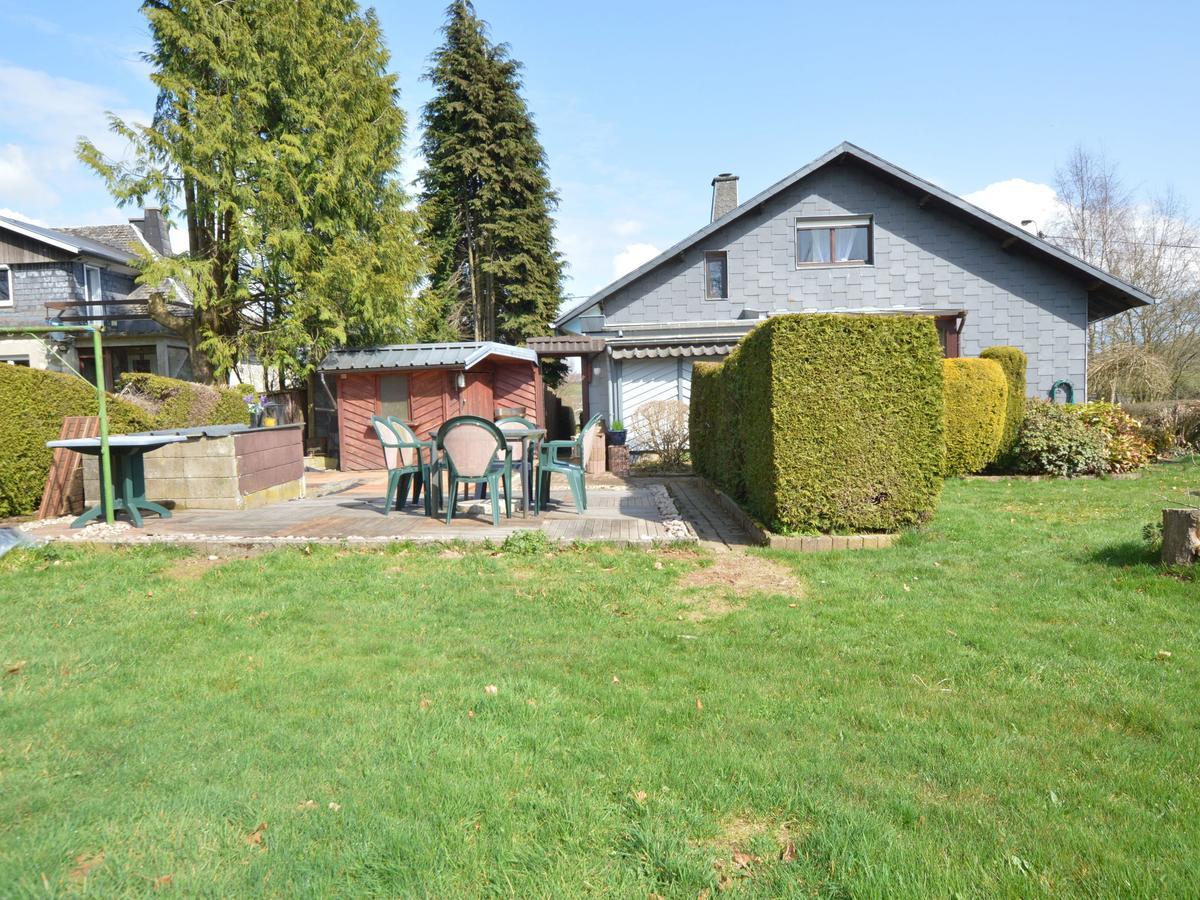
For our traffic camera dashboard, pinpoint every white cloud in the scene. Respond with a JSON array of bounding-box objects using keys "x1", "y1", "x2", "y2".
[
  {"x1": 611, "y1": 242, "x2": 660, "y2": 278},
  {"x1": 0, "y1": 207, "x2": 46, "y2": 226},
  {"x1": 610, "y1": 218, "x2": 644, "y2": 237},
  {"x1": 964, "y1": 178, "x2": 1065, "y2": 233},
  {"x1": 0, "y1": 63, "x2": 149, "y2": 227}
]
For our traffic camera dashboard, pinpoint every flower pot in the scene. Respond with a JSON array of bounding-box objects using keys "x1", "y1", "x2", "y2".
[{"x1": 608, "y1": 430, "x2": 627, "y2": 447}]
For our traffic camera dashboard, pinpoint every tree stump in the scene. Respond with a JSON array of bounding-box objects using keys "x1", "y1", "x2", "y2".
[{"x1": 1161, "y1": 508, "x2": 1200, "y2": 566}]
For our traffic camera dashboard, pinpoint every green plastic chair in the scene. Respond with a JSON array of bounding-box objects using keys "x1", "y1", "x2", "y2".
[
  {"x1": 538, "y1": 413, "x2": 603, "y2": 514},
  {"x1": 436, "y1": 416, "x2": 513, "y2": 526},
  {"x1": 371, "y1": 416, "x2": 432, "y2": 516},
  {"x1": 496, "y1": 415, "x2": 539, "y2": 511},
  {"x1": 386, "y1": 416, "x2": 438, "y2": 512}
]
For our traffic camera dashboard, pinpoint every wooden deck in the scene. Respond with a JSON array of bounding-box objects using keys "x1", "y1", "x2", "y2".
[{"x1": 27, "y1": 469, "x2": 695, "y2": 547}]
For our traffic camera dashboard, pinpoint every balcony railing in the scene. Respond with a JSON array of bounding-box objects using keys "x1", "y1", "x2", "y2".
[{"x1": 44, "y1": 296, "x2": 193, "y2": 330}]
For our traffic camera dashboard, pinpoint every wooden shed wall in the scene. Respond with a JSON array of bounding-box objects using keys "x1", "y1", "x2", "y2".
[{"x1": 335, "y1": 360, "x2": 541, "y2": 471}]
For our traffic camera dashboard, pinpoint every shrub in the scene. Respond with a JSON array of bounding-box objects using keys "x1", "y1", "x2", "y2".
[
  {"x1": 1013, "y1": 400, "x2": 1107, "y2": 477},
  {"x1": 692, "y1": 314, "x2": 944, "y2": 534},
  {"x1": 631, "y1": 399, "x2": 689, "y2": 469},
  {"x1": 1125, "y1": 401, "x2": 1200, "y2": 455},
  {"x1": 0, "y1": 366, "x2": 155, "y2": 517},
  {"x1": 116, "y1": 372, "x2": 250, "y2": 429},
  {"x1": 942, "y1": 358, "x2": 1008, "y2": 476},
  {"x1": 1070, "y1": 401, "x2": 1152, "y2": 473},
  {"x1": 980, "y1": 346, "x2": 1027, "y2": 463}
]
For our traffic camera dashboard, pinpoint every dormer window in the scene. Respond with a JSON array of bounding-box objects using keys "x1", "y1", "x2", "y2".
[
  {"x1": 704, "y1": 251, "x2": 728, "y2": 299},
  {"x1": 796, "y1": 216, "x2": 872, "y2": 266}
]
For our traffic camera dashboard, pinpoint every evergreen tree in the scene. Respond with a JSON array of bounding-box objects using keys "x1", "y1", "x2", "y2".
[
  {"x1": 78, "y1": 0, "x2": 427, "y2": 383},
  {"x1": 418, "y1": 1, "x2": 564, "y2": 348}
]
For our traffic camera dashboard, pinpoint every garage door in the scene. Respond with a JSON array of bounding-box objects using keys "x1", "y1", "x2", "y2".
[{"x1": 617, "y1": 358, "x2": 692, "y2": 450}]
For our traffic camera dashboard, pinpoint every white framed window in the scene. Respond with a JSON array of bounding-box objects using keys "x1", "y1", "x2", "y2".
[
  {"x1": 796, "y1": 216, "x2": 872, "y2": 266},
  {"x1": 2, "y1": 355, "x2": 31, "y2": 366},
  {"x1": 704, "y1": 251, "x2": 728, "y2": 299},
  {"x1": 0, "y1": 265, "x2": 12, "y2": 307},
  {"x1": 83, "y1": 264, "x2": 103, "y2": 323}
]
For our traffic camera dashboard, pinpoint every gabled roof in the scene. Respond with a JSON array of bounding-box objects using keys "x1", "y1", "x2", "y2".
[
  {"x1": 317, "y1": 341, "x2": 538, "y2": 373},
  {"x1": 0, "y1": 215, "x2": 138, "y2": 265},
  {"x1": 554, "y1": 141, "x2": 1154, "y2": 327},
  {"x1": 58, "y1": 223, "x2": 155, "y2": 259}
]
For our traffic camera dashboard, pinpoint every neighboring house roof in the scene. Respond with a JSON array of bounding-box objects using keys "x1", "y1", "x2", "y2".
[
  {"x1": 0, "y1": 215, "x2": 137, "y2": 266},
  {"x1": 318, "y1": 341, "x2": 538, "y2": 373},
  {"x1": 58, "y1": 223, "x2": 155, "y2": 259},
  {"x1": 554, "y1": 141, "x2": 1154, "y2": 327}
]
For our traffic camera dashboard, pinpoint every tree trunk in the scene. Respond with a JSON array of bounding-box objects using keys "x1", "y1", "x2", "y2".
[{"x1": 1161, "y1": 507, "x2": 1200, "y2": 566}]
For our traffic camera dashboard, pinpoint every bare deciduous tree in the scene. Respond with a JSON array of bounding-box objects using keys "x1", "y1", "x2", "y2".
[
  {"x1": 632, "y1": 400, "x2": 690, "y2": 469},
  {"x1": 1050, "y1": 147, "x2": 1200, "y2": 399}
]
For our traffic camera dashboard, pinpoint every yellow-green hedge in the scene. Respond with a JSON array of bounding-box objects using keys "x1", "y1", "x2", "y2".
[
  {"x1": 942, "y1": 358, "x2": 1008, "y2": 476},
  {"x1": 0, "y1": 366, "x2": 155, "y2": 517},
  {"x1": 116, "y1": 372, "x2": 250, "y2": 429},
  {"x1": 980, "y1": 345, "x2": 1027, "y2": 463},
  {"x1": 691, "y1": 314, "x2": 945, "y2": 534}
]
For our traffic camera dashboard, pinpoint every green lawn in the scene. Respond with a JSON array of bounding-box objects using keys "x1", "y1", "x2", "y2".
[{"x1": 2, "y1": 463, "x2": 1198, "y2": 896}]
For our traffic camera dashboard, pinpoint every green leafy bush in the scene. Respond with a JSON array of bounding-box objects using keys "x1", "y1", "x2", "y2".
[
  {"x1": 0, "y1": 366, "x2": 155, "y2": 517},
  {"x1": 942, "y1": 358, "x2": 1008, "y2": 476},
  {"x1": 1071, "y1": 402, "x2": 1151, "y2": 473},
  {"x1": 1013, "y1": 400, "x2": 1107, "y2": 477},
  {"x1": 116, "y1": 372, "x2": 250, "y2": 429},
  {"x1": 980, "y1": 346, "x2": 1027, "y2": 463},
  {"x1": 691, "y1": 314, "x2": 944, "y2": 534}
]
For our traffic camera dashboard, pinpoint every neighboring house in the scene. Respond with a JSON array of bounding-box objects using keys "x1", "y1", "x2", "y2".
[
  {"x1": 551, "y1": 142, "x2": 1153, "y2": 449},
  {"x1": 0, "y1": 209, "x2": 194, "y2": 384}
]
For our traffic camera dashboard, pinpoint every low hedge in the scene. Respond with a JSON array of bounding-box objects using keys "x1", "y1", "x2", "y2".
[
  {"x1": 116, "y1": 372, "x2": 250, "y2": 429},
  {"x1": 0, "y1": 366, "x2": 155, "y2": 517},
  {"x1": 979, "y1": 346, "x2": 1027, "y2": 463},
  {"x1": 942, "y1": 358, "x2": 1008, "y2": 476},
  {"x1": 691, "y1": 314, "x2": 945, "y2": 534}
]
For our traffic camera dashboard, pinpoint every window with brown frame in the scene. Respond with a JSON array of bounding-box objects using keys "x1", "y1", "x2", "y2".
[
  {"x1": 796, "y1": 217, "x2": 872, "y2": 266},
  {"x1": 704, "y1": 251, "x2": 728, "y2": 299}
]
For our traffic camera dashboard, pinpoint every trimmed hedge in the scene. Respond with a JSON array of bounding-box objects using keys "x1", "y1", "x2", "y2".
[
  {"x1": 0, "y1": 366, "x2": 155, "y2": 517},
  {"x1": 979, "y1": 346, "x2": 1027, "y2": 463},
  {"x1": 942, "y1": 358, "x2": 1008, "y2": 476},
  {"x1": 691, "y1": 314, "x2": 945, "y2": 534},
  {"x1": 116, "y1": 372, "x2": 250, "y2": 429}
]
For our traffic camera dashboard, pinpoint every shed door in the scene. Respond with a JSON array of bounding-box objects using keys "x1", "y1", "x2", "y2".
[
  {"x1": 461, "y1": 371, "x2": 493, "y2": 418},
  {"x1": 618, "y1": 358, "x2": 689, "y2": 450}
]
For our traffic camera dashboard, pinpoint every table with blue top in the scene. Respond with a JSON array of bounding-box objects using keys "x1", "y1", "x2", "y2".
[{"x1": 46, "y1": 434, "x2": 188, "y2": 528}]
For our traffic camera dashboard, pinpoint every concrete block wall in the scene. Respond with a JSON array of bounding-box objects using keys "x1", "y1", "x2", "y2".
[
  {"x1": 84, "y1": 427, "x2": 305, "y2": 511},
  {"x1": 599, "y1": 161, "x2": 1090, "y2": 397}
]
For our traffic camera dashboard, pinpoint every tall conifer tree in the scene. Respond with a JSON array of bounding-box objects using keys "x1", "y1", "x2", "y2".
[
  {"x1": 78, "y1": 0, "x2": 426, "y2": 383},
  {"x1": 418, "y1": 1, "x2": 564, "y2": 346}
]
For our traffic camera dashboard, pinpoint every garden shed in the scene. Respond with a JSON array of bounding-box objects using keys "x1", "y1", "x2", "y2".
[{"x1": 317, "y1": 341, "x2": 542, "y2": 471}]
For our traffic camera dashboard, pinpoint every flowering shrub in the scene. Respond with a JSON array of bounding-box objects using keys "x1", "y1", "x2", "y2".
[
  {"x1": 1070, "y1": 402, "x2": 1152, "y2": 473},
  {"x1": 1013, "y1": 401, "x2": 1107, "y2": 477}
]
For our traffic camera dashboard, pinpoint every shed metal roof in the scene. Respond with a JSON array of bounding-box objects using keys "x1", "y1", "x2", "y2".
[{"x1": 317, "y1": 341, "x2": 537, "y2": 373}]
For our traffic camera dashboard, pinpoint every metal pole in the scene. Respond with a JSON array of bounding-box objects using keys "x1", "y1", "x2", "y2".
[{"x1": 0, "y1": 324, "x2": 115, "y2": 524}]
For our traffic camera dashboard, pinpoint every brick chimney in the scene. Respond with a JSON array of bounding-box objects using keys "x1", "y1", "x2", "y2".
[
  {"x1": 129, "y1": 207, "x2": 170, "y2": 255},
  {"x1": 710, "y1": 173, "x2": 739, "y2": 222}
]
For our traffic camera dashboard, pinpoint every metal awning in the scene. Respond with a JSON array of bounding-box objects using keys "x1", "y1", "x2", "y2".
[
  {"x1": 610, "y1": 344, "x2": 735, "y2": 360},
  {"x1": 317, "y1": 341, "x2": 536, "y2": 373},
  {"x1": 526, "y1": 335, "x2": 606, "y2": 356}
]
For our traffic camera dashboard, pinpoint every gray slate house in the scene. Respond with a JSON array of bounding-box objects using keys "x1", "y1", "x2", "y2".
[
  {"x1": 0, "y1": 209, "x2": 193, "y2": 384},
  {"x1": 550, "y1": 142, "x2": 1152, "y2": 449}
]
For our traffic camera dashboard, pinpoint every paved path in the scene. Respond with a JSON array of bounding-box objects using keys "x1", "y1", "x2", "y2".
[
  {"x1": 661, "y1": 477, "x2": 758, "y2": 551},
  {"x1": 25, "y1": 470, "x2": 695, "y2": 547}
]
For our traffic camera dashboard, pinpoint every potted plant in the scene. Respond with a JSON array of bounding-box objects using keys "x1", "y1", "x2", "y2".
[
  {"x1": 607, "y1": 419, "x2": 627, "y2": 446},
  {"x1": 243, "y1": 393, "x2": 266, "y2": 427}
]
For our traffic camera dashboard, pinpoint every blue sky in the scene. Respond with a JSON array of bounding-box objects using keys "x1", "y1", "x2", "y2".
[{"x1": 1, "y1": 0, "x2": 1196, "y2": 297}]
